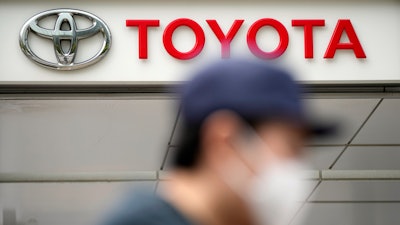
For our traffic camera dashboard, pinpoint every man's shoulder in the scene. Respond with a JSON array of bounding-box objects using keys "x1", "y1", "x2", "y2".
[{"x1": 103, "y1": 191, "x2": 192, "y2": 225}]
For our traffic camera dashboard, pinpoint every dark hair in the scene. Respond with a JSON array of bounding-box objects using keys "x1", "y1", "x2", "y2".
[{"x1": 173, "y1": 122, "x2": 202, "y2": 169}]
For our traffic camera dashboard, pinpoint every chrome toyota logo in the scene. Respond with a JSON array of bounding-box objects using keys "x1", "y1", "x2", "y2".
[{"x1": 19, "y1": 9, "x2": 111, "y2": 70}]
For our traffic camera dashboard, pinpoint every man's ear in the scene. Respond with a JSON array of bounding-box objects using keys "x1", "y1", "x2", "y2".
[{"x1": 199, "y1": 110, "x2": 242, "y2": 168}]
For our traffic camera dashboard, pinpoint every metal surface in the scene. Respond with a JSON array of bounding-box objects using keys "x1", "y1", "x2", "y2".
[
  {"x1": 1, "y1": 83, "x2": 400, "y2": 95},
  {"x1": 0, "y1": 171, "x2": 157, "y2": 183},
  {"x1": 19, "y1": 9, "x2": 111, "y2": 70},
  {"x1": 1, "y1": 170, "x2": 400, "y2": 183}
]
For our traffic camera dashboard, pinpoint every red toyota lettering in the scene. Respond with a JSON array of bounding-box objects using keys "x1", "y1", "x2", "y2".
[
  {"x1": 324, "y1": 19, "x2": 366, "y2": 58},
  {"x1": 247, "y1": 18, "x2": 289, "y2": 59},
  {"x1": 126, "y1": 20, "x2": 160, "y2": 59},
  {"x1": 126, "y1": 18, "x2": 366, "y2": 60},
  {"x1": 292, "y1": 19, "x2": 325, "y2": 58},
  {"x1": 206, "y1": 19, "x2": 244, "y2": 58},
  {"x1": 163, "y1": 18, "x2": 205, "y2": 60}
]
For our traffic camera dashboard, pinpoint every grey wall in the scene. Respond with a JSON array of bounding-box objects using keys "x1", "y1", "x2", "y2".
[{"x1": 1, "y1": 95, "x2": 400, "y2": 225}]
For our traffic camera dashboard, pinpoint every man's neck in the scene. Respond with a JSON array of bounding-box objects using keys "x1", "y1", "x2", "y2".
[{"x1": 159, "y1": 169, "x2": 243, "y2": 225}]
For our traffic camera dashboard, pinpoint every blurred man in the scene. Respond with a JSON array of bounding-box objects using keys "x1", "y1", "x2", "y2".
[{"x1": 105, "y1": 59, "x2": 331, "y2": 225}]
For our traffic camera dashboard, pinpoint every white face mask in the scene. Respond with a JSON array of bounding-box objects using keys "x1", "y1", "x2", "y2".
[
  {"x1": 220, "y1": 127, "x2": 310, "y2": 225},
  {"x1": 247, "y1": 159, "x2": 309, "y2": 225}
]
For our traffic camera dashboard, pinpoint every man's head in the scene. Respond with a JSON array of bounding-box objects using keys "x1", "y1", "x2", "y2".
[
  {"x1": 170, "y1": 59, "x2": 323, "y2": 225},
  {"x1": 174, "y1": 59, "x2": 310, "y2": 170}
]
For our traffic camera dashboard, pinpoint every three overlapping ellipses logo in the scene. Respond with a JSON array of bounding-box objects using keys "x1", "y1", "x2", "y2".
[{"x1": 19, "y1": 9, "x2": 111, "y2": 70}]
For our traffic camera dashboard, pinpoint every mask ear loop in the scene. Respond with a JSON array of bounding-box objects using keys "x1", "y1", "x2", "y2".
[{"x1": 229, "y1": 122, "x2": 272, "y2": 175}]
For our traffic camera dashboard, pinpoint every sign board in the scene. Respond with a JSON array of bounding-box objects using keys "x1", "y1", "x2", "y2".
[{"x1": 0, "y1": 0, "x2": 399, "y2": 84}]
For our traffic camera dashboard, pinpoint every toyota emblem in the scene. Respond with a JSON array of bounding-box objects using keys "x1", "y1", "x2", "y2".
[{"x1": 19, "y1": 9, "x2": 112, "y2": 70}]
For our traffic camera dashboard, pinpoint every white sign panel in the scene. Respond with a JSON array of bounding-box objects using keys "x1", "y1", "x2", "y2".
[{"x1": 0, "y1": 0, "x2": 399, "y2": 84}]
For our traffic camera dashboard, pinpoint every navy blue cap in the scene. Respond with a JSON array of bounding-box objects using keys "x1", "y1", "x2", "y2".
[{"x1": 180, "y1": 59, "x2": 333, "y2": 135}]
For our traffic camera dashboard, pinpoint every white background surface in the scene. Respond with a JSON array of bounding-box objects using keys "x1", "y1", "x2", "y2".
[{"x1": 0, "y1": 0, "x2": 399, "y2": 83}]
